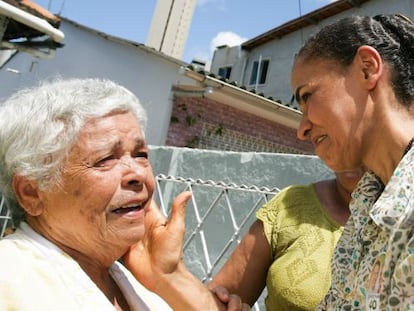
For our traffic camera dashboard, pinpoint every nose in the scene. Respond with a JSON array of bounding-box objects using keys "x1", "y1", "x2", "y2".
[
  {"x1": 120, "y1": 156, "x2": 147, "y2": 189},
  {"x1": 297, "y1": 114, "x2": 312, "y2": 141}
]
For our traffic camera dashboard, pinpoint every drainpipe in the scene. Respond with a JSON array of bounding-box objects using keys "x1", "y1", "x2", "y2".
[{"x1": 239, "y1": 48, "x2": 247, "y2": 86}]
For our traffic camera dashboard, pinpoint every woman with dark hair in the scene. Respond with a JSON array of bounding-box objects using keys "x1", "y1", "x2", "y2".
[{"x1": 291, "y1": 14, "x2": 414, "y2": 310}]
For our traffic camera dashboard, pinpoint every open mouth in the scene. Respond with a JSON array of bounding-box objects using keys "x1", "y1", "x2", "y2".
[{"x1": 112, "y1": 204, "x2": 143, "y2": 214}]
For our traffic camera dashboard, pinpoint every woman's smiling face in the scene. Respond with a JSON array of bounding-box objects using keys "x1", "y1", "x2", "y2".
[
  {"x1": 30, "y1": 111, "x2": 155, "y2": 262},
  {"x1": 291, "y1": 56, "x2": 368, "y2": 172}
]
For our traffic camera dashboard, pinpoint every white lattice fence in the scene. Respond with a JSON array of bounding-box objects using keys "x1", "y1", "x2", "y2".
[
  {"x1": 154, "y1": 174, "x2": 279, "y2": 310},
  {"x1": 0, "y1": 196, "x2": 12, "y2": 238}
]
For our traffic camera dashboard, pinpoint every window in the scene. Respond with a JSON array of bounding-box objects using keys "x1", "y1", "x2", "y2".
[
  {"x1": 249, "y1": 59, "x2": 269, "y2": 85},
  {"x1": 218, "y1": 66, "x2": 232, "y2": 79}
]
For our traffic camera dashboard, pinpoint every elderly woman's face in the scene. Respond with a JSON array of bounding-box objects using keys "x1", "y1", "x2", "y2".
[
  {"x1": 291, "y1": 57, "x2": 368, "y2": 172},
  {"x1": 33, "y1": 111, "x2": 154, "y2": 259}
]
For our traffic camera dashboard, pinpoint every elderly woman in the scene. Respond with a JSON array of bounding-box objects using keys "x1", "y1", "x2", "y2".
[
  {"x1": 0, "y1": 78, "x2": 247, "y2": 310},
  {"x1": 291, "y1": 14, "x2": 414, "y2": 309}
]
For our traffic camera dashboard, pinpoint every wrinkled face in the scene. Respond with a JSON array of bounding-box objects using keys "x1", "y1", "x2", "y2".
[
  {"x1": 34, "y1": 111, "x2": 154, "y2": 259},
  {"x1": 291, "y1": 56, "x2": 368, "y2": 172}
]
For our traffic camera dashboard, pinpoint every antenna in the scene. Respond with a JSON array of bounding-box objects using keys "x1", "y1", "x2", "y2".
[
  {"x1": 58, "y1": 0, "x2": 65, "y2": 15},
  {"x1": 298, "y1": 0, "x2": 304, "y2": 43},
  {"x1": 46, "y1": 0, "x2": 65, "y2": 15}
]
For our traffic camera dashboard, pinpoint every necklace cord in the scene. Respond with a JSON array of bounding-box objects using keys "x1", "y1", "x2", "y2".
[{"x1": 403, "y1": 136, "x2": 414, "y2": 157}]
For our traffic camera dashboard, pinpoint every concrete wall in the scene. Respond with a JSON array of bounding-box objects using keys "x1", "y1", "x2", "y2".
[{"x1": 149, "y1": 145, "x2": 332, "y2": 189}]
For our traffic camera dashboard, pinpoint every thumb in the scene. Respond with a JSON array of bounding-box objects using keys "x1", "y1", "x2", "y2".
[{"x1": 168, "y1": 191, "x2": 192, "y2": 232}]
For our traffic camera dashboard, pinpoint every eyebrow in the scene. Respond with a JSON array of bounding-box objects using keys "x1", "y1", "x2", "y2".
[
  {"x1": 87, "y1": 136, "x2": 146, "y2": 156},
  {"x1": 133, "y1": 137, "x2": 147, "y2": 149},
  {"x1": 113, "y1": 137, "x2": 147, "y2": 150}
]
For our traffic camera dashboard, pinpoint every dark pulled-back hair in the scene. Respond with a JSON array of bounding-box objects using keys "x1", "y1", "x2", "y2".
[{"x1": 297, "y1": 14, "x2": 414, "y2": 107}]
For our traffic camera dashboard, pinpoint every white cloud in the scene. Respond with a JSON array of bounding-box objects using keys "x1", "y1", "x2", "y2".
[{"x1": 210, "y1": 31, "x2": 248, "y2": 53}]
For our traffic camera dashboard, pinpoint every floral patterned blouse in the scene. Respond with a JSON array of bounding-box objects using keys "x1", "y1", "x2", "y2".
[{"x1": 316, "y1": 149, "x2": 414, "y2": 310}]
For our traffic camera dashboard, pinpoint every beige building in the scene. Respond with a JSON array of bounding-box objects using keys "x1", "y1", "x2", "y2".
[{"x1": 146, "y1": 0, "x2": 196, "y2": 59}]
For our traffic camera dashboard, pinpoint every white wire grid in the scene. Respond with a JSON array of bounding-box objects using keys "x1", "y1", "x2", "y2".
[
  {"x1": 154, "y1": 174, "x2": 280, "y2": 310},
  {"x1": 0, "y1": 195, "x2": 12, "y2": 238}
]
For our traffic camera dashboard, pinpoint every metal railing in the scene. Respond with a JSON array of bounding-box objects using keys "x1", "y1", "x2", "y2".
[
  {"x1": 0, "y1": 195, "x2": 12, "y2": 238},
  {"x1": 154, "y1": 174, "x2": 279, "y2": 310}
]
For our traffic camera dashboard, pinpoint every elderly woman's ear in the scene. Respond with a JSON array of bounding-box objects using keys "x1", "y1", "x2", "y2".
[{"x1": 12, "y1": 175, "x2": 43, "y2": 216}]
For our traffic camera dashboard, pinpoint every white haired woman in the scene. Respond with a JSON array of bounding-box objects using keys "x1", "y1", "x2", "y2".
[{"x1": 0, "y1": 78, "x2": 248, "y2": 311}]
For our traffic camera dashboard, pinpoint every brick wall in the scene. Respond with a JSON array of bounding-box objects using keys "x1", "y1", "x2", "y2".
[{"x1": 166, "y1": 95, "x2": 314, "y2": 154}]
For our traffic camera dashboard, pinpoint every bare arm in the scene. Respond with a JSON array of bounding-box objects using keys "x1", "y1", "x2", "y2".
[{"x1": 209, "y1": 220, "x2": 272, "y2": 306}]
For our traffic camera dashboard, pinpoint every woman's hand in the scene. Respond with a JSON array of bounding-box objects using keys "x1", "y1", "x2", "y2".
[
  {"x1": 123, "y1": 192, "x2": 250, "y2": 310},
  {"x1": 123, "y1": 191, "x2": 192, "y2": 291},
  {"x1": 211, "y1": 285, "x2": 251, "y2": 311}
]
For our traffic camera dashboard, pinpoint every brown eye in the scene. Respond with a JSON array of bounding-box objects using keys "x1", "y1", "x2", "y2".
[
  {"x1": 301, "y1": 92, "x2": 311, "y2": 103},
  {"x1": 135, "y1": 151, "x2": 148, "y2": 159}
]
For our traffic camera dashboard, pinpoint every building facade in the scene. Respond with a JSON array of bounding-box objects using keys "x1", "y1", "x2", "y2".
[{"x1": 210, "y1": 0, "x2": 414, "y2": 107}]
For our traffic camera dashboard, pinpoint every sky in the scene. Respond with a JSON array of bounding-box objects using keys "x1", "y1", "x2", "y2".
[{"x1": 34, "y1": 0, "x2": 335, "y2": 65}]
